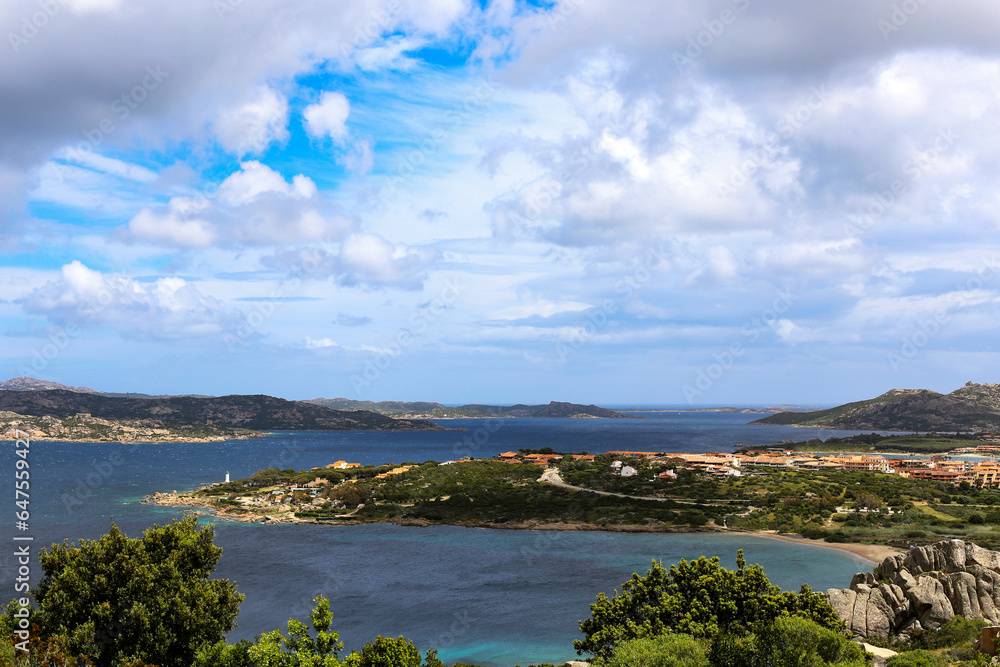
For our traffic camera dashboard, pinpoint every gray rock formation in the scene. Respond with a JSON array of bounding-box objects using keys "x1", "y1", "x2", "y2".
[{"x1": 827, "y1": 540, "x2": 1000, "y2": 639}]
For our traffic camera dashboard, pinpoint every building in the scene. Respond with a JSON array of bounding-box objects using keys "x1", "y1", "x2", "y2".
[
  {"x1": 971, "y1": 463, "x2": 1000, "y2": 487},
  {"x1": 325, "y1": 460, "x2": 362, "y2": 470},
  {"x1": 904, "y1": 469, "x2": 968, "y2": 484}
]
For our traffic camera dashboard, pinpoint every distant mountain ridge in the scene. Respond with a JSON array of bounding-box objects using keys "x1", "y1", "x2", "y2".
[
  {"x1": 0, "y1": 376, "x2": 212, "y2": 399},
  {"x1": 306, "y1": 398, "x2": 637, "y2": 419},
  {"x1": 0, "y1": 388, "x2": 445, "y2": 432},
  {"x1": 0, "y1": 377, "x2": 99, "y2": 393},
  {"x1": 751, "y1": 382, "x2": 1000, "y2": 431}
]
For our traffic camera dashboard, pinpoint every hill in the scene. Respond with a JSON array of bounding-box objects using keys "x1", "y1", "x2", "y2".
[
  {"x1": 0, "y1": 390, "x2": 445, "y2": 432},
  {"x1": 306, "y1": 398, "x2": 637, "y2": 419},
  {"x1": 751, "y1": 382, "x2": 1000, "y2": 431},
  {"x1": 0, "y1": 376, "x2": 99, "y2": 393}
]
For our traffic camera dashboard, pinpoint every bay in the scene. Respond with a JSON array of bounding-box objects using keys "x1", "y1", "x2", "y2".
[{"x1": 0, "y1": 412, "x2": 882, "y2": 666}]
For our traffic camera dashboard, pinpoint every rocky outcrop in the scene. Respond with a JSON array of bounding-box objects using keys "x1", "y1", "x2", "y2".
[{"x1": 828, "y1": 540, "x2": 1000, "y2": 640}]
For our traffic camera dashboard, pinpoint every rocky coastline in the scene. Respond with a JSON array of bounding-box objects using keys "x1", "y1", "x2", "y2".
[{"x1": 828, "y1": 539, "x2": 1000, "y2": 640}]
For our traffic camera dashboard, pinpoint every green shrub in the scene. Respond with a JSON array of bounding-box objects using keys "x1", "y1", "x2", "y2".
[
  {"x1": 708, "y1": 617, "x2": 866, "y2": 667},
  {"x1": 596, "y1": 634, "x2": 710, "y2": 667},
  {"x1": 885, "y1": 650, "x2": 948, "y2": 667},
  {"x1": 766, "y1": 616, "x2": 867, "y2": 665},
  {"x1": 909, "y1": 615, "x2": 986, "y2": 650}
]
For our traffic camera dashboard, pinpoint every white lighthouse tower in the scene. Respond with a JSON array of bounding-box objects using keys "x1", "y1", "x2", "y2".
[{"x1": 225, "y1": 471, "x2": 230, "y2": 483}]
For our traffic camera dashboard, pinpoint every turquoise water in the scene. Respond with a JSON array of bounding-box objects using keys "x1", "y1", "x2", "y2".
[{"x1": 0, "y1": 414, "x2": 882, "y2": 666}]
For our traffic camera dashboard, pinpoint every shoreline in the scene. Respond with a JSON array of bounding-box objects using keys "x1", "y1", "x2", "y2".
[
  {"x1": 737, "y1": 530, "x2": 902, "y2": 564},
  {"x1": 146, "y1": 493, "x2": 903, "y2": 564}
]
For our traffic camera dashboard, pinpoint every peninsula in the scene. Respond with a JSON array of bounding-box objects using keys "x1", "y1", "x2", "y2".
[{"x1": 148, "y1": 441, "x2": 1000, "y2": 553}]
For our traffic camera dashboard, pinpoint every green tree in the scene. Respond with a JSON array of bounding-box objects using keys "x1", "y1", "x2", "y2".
[
  {"x1": 247, "y1": 596, "x2": 344, "y2": 667},
  {"x1": 343, "y1": 635, "x2": 445, "y2": 667},
  {"x1": 575, "y1": 551, "x2": 843, "y2": 658},
  {"x1": 6, "y1": 516, "x2": 242, "y2": 667}
]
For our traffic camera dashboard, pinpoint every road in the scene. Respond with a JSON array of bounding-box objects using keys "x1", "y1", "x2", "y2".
[{"x1": 538, "y1": 469, "x2": 744, "y2": 507}]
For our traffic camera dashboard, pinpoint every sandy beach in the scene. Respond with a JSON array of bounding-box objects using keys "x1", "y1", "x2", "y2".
[{"x1": 743, "y1": 530, "x2": 904, "y2": 565}]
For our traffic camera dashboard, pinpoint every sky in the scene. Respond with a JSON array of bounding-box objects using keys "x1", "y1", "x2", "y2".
[{"x1": 1, "y1": 0, "x2": 999, "y2": 406}]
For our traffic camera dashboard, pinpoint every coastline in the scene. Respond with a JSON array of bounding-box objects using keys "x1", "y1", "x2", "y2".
[
  {"x1": 738, "y1": 530, "x2": 902, "y2": 564},
  {"x1": 145, "y1": 492, "x2": 903, "y2": 564}
]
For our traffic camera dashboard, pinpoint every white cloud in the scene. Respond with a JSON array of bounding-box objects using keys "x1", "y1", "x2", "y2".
[
  {"x1": 213, "y1": 87, "x2": 289, "y2": 156},
  {"x1": 304, "y1": 92, "x2": 351, "y2": 143},
  {"x1": 342, "y1": 140, "x2": 375, "y2": 175},
  {"x1": 21, "y1": 261, "x2": 246, "y2": 340},
  {"x1": 337, "y1": 233, "x2": 437, "y2": 290},
  {"x1": 351, "y1": 36, "x2": 424, "y2": 71},
  {"x1": 491, "y1": 299, "x2": 591, "y2": 321},
  {"x1": 62, "y1": 0, "x2": 122, "y2": 13},
  {"x1": 217, "y1": 160, "x2": 316, "y2": 206},
  {"x1": 123, "y1": 161, "x2": 350, "y2": 248},
  {"x1": 57, "y1": 149, "x2": 157, "y2": 183},
  {"x1": 305, "y1": 337, "x2": 340, "y2": 349}
]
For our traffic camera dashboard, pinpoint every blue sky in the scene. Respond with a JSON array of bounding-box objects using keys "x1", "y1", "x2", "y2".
[{"x1": 1, "y1": 0, "x2": 999, "y2": 405}]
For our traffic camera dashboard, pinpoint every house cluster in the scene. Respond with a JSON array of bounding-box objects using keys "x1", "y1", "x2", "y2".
[{"x1": 496, "y1": 448, "x2": 1000, "y2": 488}]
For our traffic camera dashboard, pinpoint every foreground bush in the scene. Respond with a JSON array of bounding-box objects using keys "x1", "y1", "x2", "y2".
[
  {"x1": 2, "y1": 517, "x2": 242, "y2": 667},
  {"x1": 595, "y1": 633, "x2": 709, "y2": 667},
  {"x1": 885, "y1": 650, "x2": 949, "y2": 667},
  {"x1": 709, "y1": 616, "x2": 867, "y2": 667},
  {"x1": 575, "y1": 550, "x2": 844, "y2": 658}
]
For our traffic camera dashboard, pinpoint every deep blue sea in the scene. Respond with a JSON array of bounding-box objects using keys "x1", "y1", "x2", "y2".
[{"x1": 0, "y1": 413, "x2": 884, "y2": 665}]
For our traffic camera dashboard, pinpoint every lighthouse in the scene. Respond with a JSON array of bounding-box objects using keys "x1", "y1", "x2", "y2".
[{"x1": 225, "y1": 471, "x2": 230, "y2": 483}]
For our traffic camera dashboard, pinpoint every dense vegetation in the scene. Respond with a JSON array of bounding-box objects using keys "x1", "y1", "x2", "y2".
[
  {"x1": 574, "y1": 551, "x2": 843, "y2": 658},
  {"x1": 200, "y1": 459, "x2": 717, "y2": 529},
  {"x1": 195, "y1": 452, "x2": 1000, "y2": 550}
]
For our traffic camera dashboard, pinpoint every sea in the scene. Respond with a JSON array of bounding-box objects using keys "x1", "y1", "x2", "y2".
[{"x1": 1, "y1": 411, "x2": 888, "y2": 666}]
